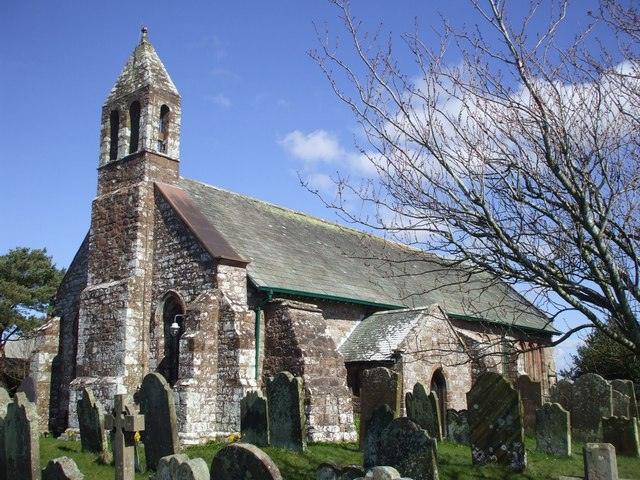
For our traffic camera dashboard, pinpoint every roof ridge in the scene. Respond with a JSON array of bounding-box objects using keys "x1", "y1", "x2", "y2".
[{"x1": 368, "y1": 305, "x2": 436, "y2": 316}]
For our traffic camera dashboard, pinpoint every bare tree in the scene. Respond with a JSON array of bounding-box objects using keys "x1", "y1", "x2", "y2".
[{"x1": 310, "y1": 0, "x2": 640, "y2": 353}]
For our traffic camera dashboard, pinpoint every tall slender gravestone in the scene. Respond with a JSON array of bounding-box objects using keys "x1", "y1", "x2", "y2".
[
  {"x1": 602, "y1": 416, "x2": 640, "y2": 458},
  {"x1": 138, "y1": 373, "x2": 180, "y2": 470},
  {"x1": 266, "y1": 371, "x2": 305, "y2": 451},
  {"x1": 572, "y1": 373, "x2": 612, "y2": 442},
  {"x1": 535, "y1": 403, "x2": 571, "y2": 457},
  {"x1": 5, "y1": 392, "x2": 40, "y2": 480},
  {"x1": 406, "y1": 382, "x2": 442, "y2": 441},
  {"x1": 446, "y1": 409, "x2": 469, "y2": 445},
  {"x1": 241, "y1": 390, "x2": 269, "y2": 447},
  {"x1": 516, "y1": 375, "x2": 542, "y2": 434},
  {"x1": 0, "y1": 387, "x2": 11, "y2": 480},
  {"x1": 76, "y1": 387, "x2": 109, "y2": 455},
  {"x1": 359, "y1": 367, "x2": 401, "y2": 446},
  {"x1": 611, "y1": 379, "x2": 639, "y2": 418},
  {"x1": 466, "y1": 372, "x2": 526, "y2": 472},
  {"x1": 210, "y1": 443, "x2": 283, "y2": 480},
  {"x1": 550, "y1": 379, "x2": 573, "y2": 414},
  {"x1": 363, "y1": 404, "x2": 395, "y2": 469},
  {"x1": 105, "y1": 394, "x2": 145, "y2": 480}
]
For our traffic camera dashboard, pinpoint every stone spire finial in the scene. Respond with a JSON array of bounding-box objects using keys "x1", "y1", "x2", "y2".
[{"x1": 140, "y1": 26, "x2": 148, "y2": 43}]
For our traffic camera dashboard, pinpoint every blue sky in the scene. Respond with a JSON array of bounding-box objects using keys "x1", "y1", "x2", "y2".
[{"x1": 1, "y1": 1, "x2": 603, "y2": 369}]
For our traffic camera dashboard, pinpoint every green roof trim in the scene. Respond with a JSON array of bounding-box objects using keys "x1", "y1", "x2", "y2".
[
  {"x1": 446, "y1": 312, "x2": 559, "y2": 335},
  {"x1": 255, "y1": 285, "x2": 404, "y2": 310}
]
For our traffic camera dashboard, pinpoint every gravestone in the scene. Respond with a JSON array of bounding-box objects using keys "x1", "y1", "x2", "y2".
[
  {"x1": 583, "y1": 443, "x2": 618, "y2": 480},
  {"x1": 378, "y1": 417, "x2": 438, "y2": 480},
  {"x1": 105, "y1": 394, "x2": 145, "y2": 480},
  {"x1": 572, "y1": 373, "x2": 612, "y2": 442},
  {"x1": 405, "y1": 382, "x2": 442, "y2": 440},
  {"x1": 0, "y1": 386, "x2": 11, "y2": 480},
  {"x1": 602, "y1": 416, "x2": 640, "y2": 458},
  {"x1": 359, "y1": 367, "x2": 401, "y2": 446},
  {"x1": 550, "y1": 380, "x2": 573, "y2": 413},
  {"x1": 17, "y1": 376, "x2": 37, "y2": 404},
  {"x1": 611, "y1": 390, "x2": 630, "y2": 418},
  {"x1": 466, "y1": 372, "x2": 526, "y2": 471},
  {"x1": 4, "y1": 392, "x2": 40, "y2": 480},
  {"x1": 176, "y1": 458, "x2": 209, "y2": 480},
  {"x1": 340, "y1": 465, "x2": 365, "y2": 480},
  {"x1": 611, "y1": 379, "x2": 639, "y2": 418},
  {"x1": 535, "y1": 403, "x2": 571, "y2": 457},
  {"x1": 157, "y1": 454, "x2": 190, "y2": 480},
  {"x1": 42, "y1": 457, "x2": 84, "y2": 479},
  {"x1": 364, "y1": 467, "x2": 401, "y2": 480},
  {"x1": 446, "y1": 409, "x2": 469, "y2": 445},
  {"x1": 363, "y1": 404, "x2": 394, "y2": 469},
  {"x1": 138, "y1": 372, "x2": 180, "y2": 470},
  {"x1": 76, "y1": 387, "x2": 109, "y2": 455},
  {"x1": 317, "y1": 463, "x2": 341, "y2": 480},
  {"x1": 241, "y1": 390, "x2": 269, "y2": 447},
  {"x1": 516, "y1": 375, "x2": 542, "y2": 434},
  {"x1": 266, "y1": 371, "x2": 305, "y2": 451},
  {"x1": 210, "y1": 443, "x2": 283, "y2": 480}
]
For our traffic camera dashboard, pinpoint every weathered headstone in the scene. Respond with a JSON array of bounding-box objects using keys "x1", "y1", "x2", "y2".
[
  {"x1": 317, "y1": 463, "x2": 341, "y2": 480},
  {"x1": 0, "y1": 386, "x2": 11, "y2": 480},
  {"x1": 4, "y1": 392, "x2": 40, "y2": 480},
  {"x1": 611, "y1": 390, "x2": 630, "y2": 418},
  {"x1": 17, "y1": 376, "x2": 37, "y2": 404},
  {"x1": 446, "y1": 409, "x2": 469, "y2": 445},
  {"x1": 176, "y1": 458, "x2": 209, "y2": 480},
  {"x1": 241, "y1": 390, "x2": 269, "y2": 447},
  {"x1": 550, "y1": 379, "x2": 573, "y2": 414},
  {"x1": 157, "y1": 454, "x2": 190, "y2": 480},
  {"x1": 42, "y1": 457, "x2": 84, "y2": 480},
  {"x1": 210, "y1": 443, "x2": 283, "y2": 480},
  {"x1": 611, "y1": 379, "x2": 639, "y2": 418},
  {"x1": 516, "y1": 374, "x2": 542, "y2": 434},
  {"x1": 138, "y1": 372, "x2": 180, "y2": 470},
  {"x1": 583, "y1": 443, "x2": 618, "y2": 480},
  {"x1": 572, "y1": 374, "x2": 612, "y2": 442},
  {"x1": 340, "y1": 465, "x2": 365, "y2": 480},
  {"x1": 602, "y1": 416, "x2": 640, "y2": 458},
  {"x1": 405, "y1": 382, "x2": 442, "y2": 441},
  {"x1": 105, "y1": 394, "x2": 145, "y2": 480},
  {"x1": 363, "y1": 404, "x2": 394, "y2": 469},
  {"x1": 359, "y1": 367, "x2": 401, "y2": 446},
  {"x1": 364, "y1": 467, "x2": 401, "y2": 480},
  {"x1": 76, "y1": 387, "x2": 109, "y2": 455},
  {"x1": 535, "y1": 403, "x2": 571, "y2": 457},
  {"x1": 378, "y1": 417, "x2": 438, "y2": 480},
  {"x1": 266, "y1": 371, "x2": 305, "y2": 451},
  {"x1": 466, "y1": 372, "x2": 526, "y2": 471}
]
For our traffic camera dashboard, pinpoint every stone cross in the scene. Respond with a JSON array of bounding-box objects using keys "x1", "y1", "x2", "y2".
[{"x1": 105, "y1": 394, "x2": 145, "y2": 480}]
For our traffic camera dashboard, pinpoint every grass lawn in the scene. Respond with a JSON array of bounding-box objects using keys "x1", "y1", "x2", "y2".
[{"x1": 40, "y1": 436, "x2": 640, "y2": 479}]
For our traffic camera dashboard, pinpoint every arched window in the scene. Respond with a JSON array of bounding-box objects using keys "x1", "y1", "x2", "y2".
[
  {"x1": 430, "y1": 368, "x2": 447, "y2": 436},
  {"x1": 157, "y1": 291, "x2": 185, "y2": 387},
  {"x1": 109, "y1": 110, "x2": 119, "y2": 160},
  {"x1": 129, "y1": 101, "x2": 141, "y2": 154},
  {"x1": 157, "y1": 105, "x2": 170, "y2": 153}
]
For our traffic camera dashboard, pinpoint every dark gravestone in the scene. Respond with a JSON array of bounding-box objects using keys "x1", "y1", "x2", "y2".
[
  {"x1": 583, "y1": 443, "x2": 618, "y2": 480},
  {"x1": 17, "y1": 376, "x2": 37, "y2": 404},
  {"x1": 516, "y1": 375, "x2": 542, "y2": 434},
  {"x1": 535, "y1": 403, "x2": 571, "y2": 457},
  {"x1": 363, "y1": 404, "x2": 394, "y2": 469},
  {"x1": 406, "y1": 382, "x2": 442, "y2": 441},
  {"x1": 138, "y1": 372, "x2": 180, "y2": 470},
  {"x1": 0, "y1": 387, "x2": 11, "y2": 480},
  {"x1": 241, "y1": 390, "x2": 269, "y2": 447},
  {"x1": 611, "y1": 390, "x2": 630, "y2": 418},
  {"x1": 317, "y1": 463, "x2": 340, "y2": 480},
  {"x1": 602, "y1": 416, "x2": 640, "y2": 458},
  {"x1": 210, "y1": 443, "x2": 283, "y2": 480},
  {"x1": 76, "y1": 387, "x2": 109, "y2": 455},
  {"x1": 176, "y1": 458, "x2": 209, "y2": 480},
  {"x1": 550, "y1": 380, "x2": 573, "y2": 414},
  {"x1": 359, "y1": 367, "x2": 401, "y2": 447},
  {"x1": 466, "y1": 372, "x2": 526, "y2": 472},
  {"x1": 611, "y1": 379, "x2": 639, "y2": 418},
  {"x1": 5, "y1": 392, "x2": 40, "y2": 480},
  {"x1": 157, "y1": 453, "x2": 190, "y2": 480},
  {"x1": 266, "y1": 371, "x2": 305, "y2": 451},
  {"x1": 42, "y1": 457, "x2": 84, "y2": 480},
  {"x1": 340, "y1": 465, "x2": 365, "y2": 480},
  {"x1": 378, "y1": 417, "x2": 438, "y2": 480},
  {"x1": 446, "y1": 409, "x2": 469, "y2": 445},
  {"x1": 572, "y1": 373, "x2": 612, "y2": 442}
]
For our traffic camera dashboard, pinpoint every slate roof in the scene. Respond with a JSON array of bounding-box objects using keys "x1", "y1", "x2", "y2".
[{"x1": 178, "y1": 177, "x2": 556, "y2": 334}]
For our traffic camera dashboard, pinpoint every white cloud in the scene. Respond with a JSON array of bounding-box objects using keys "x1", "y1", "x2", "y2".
[
  {"x1": 306, "y1": 173, "x2": 335, "y2": 193},
  {"x1": 206, "y1": 94, "x2": 232, "y2": 108},
  {"x1": 279, "y1": 130, "x2": 344, "y2": 163}
]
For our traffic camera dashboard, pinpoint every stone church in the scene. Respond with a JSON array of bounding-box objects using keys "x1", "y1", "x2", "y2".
[{"x1": 49, "y1": 29, "x2": 557, "y2": 444}]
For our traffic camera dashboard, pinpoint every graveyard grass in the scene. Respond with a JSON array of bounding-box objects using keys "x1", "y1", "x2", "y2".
[{"x1": 40, "y1": 435, "x2": 640, "y2": 479}]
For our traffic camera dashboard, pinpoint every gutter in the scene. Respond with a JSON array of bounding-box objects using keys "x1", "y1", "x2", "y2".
[
  {"x1": 255, "y1": 285, "x2": 403, "y2": 310},
  {"x1": 447, "y1": 312, "x2": 559, "y2": 336}
]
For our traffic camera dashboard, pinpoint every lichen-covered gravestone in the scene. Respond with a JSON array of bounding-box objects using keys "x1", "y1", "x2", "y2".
[
  {"x1": 157, "y1": 454, "x2": 190, "y2": 480},
  {"x1": 611, "y1": 379, "x2": 639, "y2": 418},
  {"x1": 241, "y1": 390, "x2": 269, "y2": 447},
  {"x1": 550, "y1": 380, "x2": 573, "y2": 414},
  {"x1": 359, "y1": 367, "x2": 401, "y2": 446},
  {"x1": 535, "y1": 403, "x2": 571, "y2": 457},
  {"x1": 466, "y1": 372, "x2": 526, "y2": 472},
  {"x1": 317, "y1": 463, "x2": 341, "y2": 480},
  {"x1": 611, "y1": 390, "x2": 630, "y2": 418},
  {"x1": 406, "y1": 382, "x2": 442, "y2": 441},
  {"x1": 602, "y1": 416, "x2": 640, "y2": 458},
  {"x1": 266, "y1": 371, "x2": 305, "y2": 451},
  {"x1": 138, "y1": 372, "x2": 180, "y2": 470},
  {"x1": 583, "y1": 443, "x2": 618, "y2": 480},
  {"x1": 446, "y1": 409, "x2": 469, "y2": 445},
  {"x1": 339, "y1": 465, "x2": 365, "y2": 480},
  {"x1": 363, "y1": 404, "x2": 394, "y2": 469},
  {"x1": 378, "y1": 417, "x2": 439, "y2": 480},
  {"x1": 42, "y1": 456, "x2": 84, "y2": 480},
  {"x1": 516, "y1": 375, "x2": 542, "y2": 434},
  {"x1": 210, "y1": 443, "x2": 283, "y2": 480},
  {"x1": 572, "y1": 373, "x2": 613, "y2": 443},
  {"x1": 156, "y1": 454, "x2": 209, "y2": 480},
  {"x1": 5, "y1": 392, "x2": 40, "y2": 480},
  {"x1": 0, "y1": 386, "x2": 11, "y2": 480},
  {"x1": 76, "y1": 387, "x2": 109, "y2": 455}
]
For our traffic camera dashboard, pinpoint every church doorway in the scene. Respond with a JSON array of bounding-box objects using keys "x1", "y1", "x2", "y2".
[
  {"x1": 158, "y1": 292, "x2": 185, "y2": 387},
  {"x1": 430, "y1": 368, "x2": 447, "y2": 436}
]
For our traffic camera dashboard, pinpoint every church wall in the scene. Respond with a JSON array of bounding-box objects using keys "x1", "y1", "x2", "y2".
[{"x1": 311, "y1": 300, "x2": 373, "y2": 349}]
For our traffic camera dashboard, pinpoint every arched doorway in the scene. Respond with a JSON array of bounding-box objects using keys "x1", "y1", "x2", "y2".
[
  {"x1": 157, "y1": 292, "x2": 185, "y2": 387},
  {"x1": 430, "y1": 368, "x2": 447, "y2": 435}
]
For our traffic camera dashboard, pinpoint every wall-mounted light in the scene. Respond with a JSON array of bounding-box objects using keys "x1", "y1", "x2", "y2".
[{"x1": 170, "y1": 314, "x2": 185, "y2": 337}]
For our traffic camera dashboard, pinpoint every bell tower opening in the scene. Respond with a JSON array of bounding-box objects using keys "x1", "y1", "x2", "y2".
[
  {"x1": 129, "y1": 101, "x2": 141, "y2": 154},
  {"x1": 109, "y1": 110, "x2": 119, "y2": 160},
  {"x1": 158, "y1": 105, "x2": 170, "y2": 153}
]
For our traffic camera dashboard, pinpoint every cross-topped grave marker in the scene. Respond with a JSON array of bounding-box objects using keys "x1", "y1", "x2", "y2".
[{"x1": 105, "y1": 394, "x2": 145, "y2": 480}]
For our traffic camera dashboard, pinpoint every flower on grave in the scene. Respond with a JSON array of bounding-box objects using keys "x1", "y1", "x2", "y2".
[
  {"x1": 134, "y1": 431, "x2": 141, "y2": 443},
  {"x1": 227, "y1": 432, "x2": 241, "y2": 443}
]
